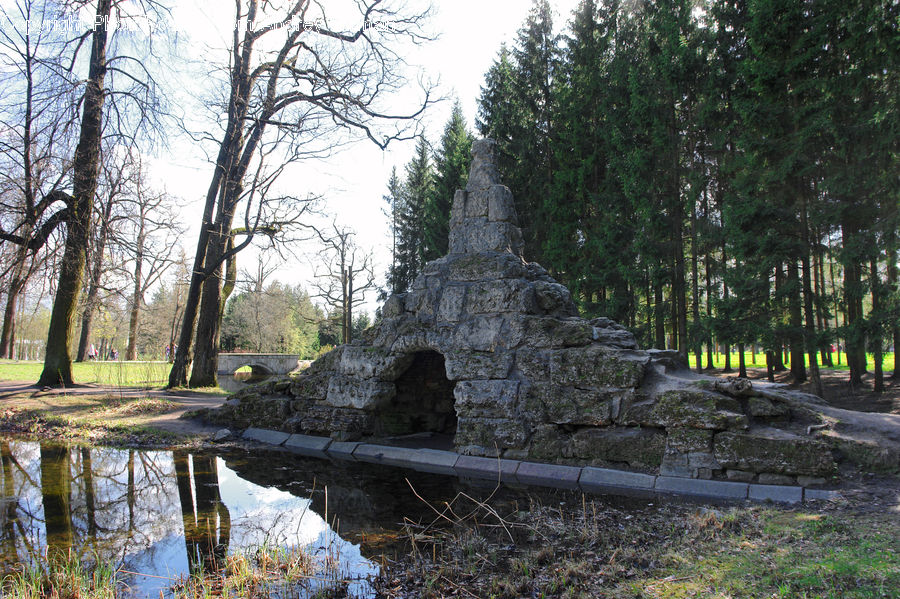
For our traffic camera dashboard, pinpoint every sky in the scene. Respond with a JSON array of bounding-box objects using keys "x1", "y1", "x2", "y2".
[{"x1": 8, "y1": 0, "x2": 581, "y2": 315}]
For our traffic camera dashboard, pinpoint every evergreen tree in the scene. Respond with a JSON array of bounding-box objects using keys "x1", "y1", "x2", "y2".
[
  {"x1": 391, "y1": 136, "x2": 433, "y2": 293},
  {"x1": 424, "y1": 101, "x2": 473, "y2": 261},
  {"x1": 383, "y1": 167, "x2": 406, "y2": 295}
]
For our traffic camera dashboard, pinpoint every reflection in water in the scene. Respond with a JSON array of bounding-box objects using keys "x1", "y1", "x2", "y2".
[
  {"x1": 0, "y1": 440, "x2": 379, "y2": 597},
  {"x1": 173, "y1": 451, "x2": 230, "y2": 575}
]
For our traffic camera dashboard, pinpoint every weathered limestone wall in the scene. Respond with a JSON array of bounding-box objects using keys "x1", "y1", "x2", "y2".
[{"x1": 212, "y1": 139, "x2": 896, "y2": 486}]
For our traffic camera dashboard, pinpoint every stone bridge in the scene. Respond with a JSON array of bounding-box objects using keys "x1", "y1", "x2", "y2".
[{"x1": 217, "y1": 353, "x2": 300, "y2": 376}]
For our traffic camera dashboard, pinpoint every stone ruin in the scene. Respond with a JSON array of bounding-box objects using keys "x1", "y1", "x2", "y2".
[{"x1": 214, "y1": 139, "x2": 900, "y2": 486}]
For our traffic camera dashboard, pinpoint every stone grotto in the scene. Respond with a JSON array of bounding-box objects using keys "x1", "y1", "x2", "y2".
[{"x1": 212, "y1": 139, "x2": 900, "y2": 486}]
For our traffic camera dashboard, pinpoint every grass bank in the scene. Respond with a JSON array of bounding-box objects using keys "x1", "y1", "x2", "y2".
[
  {"x1": 376, "y1": 493, "x2": 899, "y2": 598},
  {"x1": 696, "y1": 351, "x2": 895, "y2": 373},
  {"x1": 0, "y1": 359, "x2": 171, "y2": 387},
  {"x1": 0, "y1": 393, "x2": 189, "y2": 447},
  {"x1": 1, "y1": 545, "x2": 339, "y2": 599}
]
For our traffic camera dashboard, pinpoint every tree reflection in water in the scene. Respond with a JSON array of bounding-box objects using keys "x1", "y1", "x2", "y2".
[
  {"x1": 173, "y1": 451, "x2": 231, "y2": 575},
  {"x1": 0, "y1": 440, "x2": 378, "y2": 597}
]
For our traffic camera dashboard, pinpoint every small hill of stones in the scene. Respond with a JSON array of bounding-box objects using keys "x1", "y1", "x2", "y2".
[{"x1": 212, "y1": 139, "x2": 898, "y2": 486}]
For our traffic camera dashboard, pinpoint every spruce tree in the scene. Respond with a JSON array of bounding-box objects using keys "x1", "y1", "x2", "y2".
[{"x1": 424, "y1": 101, "x2": 472, "y2": 261}]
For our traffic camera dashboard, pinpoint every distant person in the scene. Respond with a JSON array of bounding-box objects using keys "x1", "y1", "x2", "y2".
[
  {"x1": 165, "y1": 344, "x2": 170, "y2": 360},
  {"x1": 89, "y1": 343, "x2": 97, "y2": 360}
]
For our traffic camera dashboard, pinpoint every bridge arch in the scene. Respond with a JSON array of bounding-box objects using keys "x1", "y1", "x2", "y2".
[{"x1": 217, "y1": 353, "x2": 299, "y2": 376}]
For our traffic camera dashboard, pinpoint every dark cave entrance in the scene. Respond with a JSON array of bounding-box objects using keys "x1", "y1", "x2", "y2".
[{"x1": 377, "y1": 351, "x2": 457, "y2": 439}]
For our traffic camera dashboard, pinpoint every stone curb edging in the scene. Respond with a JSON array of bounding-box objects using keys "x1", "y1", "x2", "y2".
[{"x1": 240, "y1": 429, "x2": 841, "y2": 504}]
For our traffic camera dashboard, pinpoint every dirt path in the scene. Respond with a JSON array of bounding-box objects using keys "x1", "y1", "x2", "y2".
[{"x1": 0, "y1": 380, "x2": 228, "y2": 437}]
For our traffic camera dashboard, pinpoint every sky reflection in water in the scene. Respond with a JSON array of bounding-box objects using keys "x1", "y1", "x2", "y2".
[{"x1": 0, "y1": 440, "x2": 377, "y2": 597}]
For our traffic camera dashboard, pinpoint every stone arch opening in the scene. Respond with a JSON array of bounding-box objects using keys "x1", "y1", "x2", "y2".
[
  {"x1": 376, "y1": 350, "x2": 457, "y2": 439},
  {"x1": 234, "y1": 363, "x2": 274, "y2": 376}
]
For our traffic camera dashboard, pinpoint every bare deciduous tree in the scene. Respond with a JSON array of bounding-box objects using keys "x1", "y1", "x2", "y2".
[
  {"x1": 312, "y1": 224, "x2": 376, "y2": 345},
  {"x1": 169, "y1": 0, "x2": 435, "y2": 388}
]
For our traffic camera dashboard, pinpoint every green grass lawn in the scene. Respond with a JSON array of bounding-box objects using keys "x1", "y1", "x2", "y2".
[
  {"x1": 693, "y1": 351, "x2": 895, "y2": 373},
  {"x1": 0, "y1": 359, "x2": 171, "y2": 387}
]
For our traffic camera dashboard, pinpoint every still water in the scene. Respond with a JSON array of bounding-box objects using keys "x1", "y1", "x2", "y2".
[{"x1": 0, "y1": 439, "x2": 478, "y2": 597}]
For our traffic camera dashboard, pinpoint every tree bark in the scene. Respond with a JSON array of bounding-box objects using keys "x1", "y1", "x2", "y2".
[
  {"x1": 841, "y1": 217, "x2": 866, "y2": 387},
  {"x1": 870, "y1": 257, "x2": 884, "y2": 392},
  {"x1": 76, "y1": 195, "x2": 115, "y2": 362},
  {"x1": 786, "y1": 261, "x2": 806, "y2": 383},
  {"x1": 125, "y1": 216, "x2": 146, "y2": 361},
  {"x1": 38, "y1": 0, "x2": 111, "y2": 387},
  {"x1": 800, "y1": 196, "x2": 823, "y2": 396}
]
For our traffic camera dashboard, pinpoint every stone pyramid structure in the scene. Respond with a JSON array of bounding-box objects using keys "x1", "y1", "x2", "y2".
[{"x1": 215, "y1": 139, "x2": 900, "y2": 485}]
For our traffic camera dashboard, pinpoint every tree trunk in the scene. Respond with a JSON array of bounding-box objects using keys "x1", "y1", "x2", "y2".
[
  {"x1": 800, "y1": 197, "x2": 823, "y2": 396},
  {"x1": 841, "y1": 218, "x2": 865, "y2": 387},
  {"x1": 705, "y1": 254, "x2": 714, "y2": 369},
  {"x1": 125, "y1": 220, "x2": 146, "y2": 361},
  {"x1": 189, "y1": 228, "x2": 227, "y2": 388},
  {"x1": 38, "y1": 0, "x2": 111, "y2": 387},
  {"x1": 76, "y1": 196, "x2": 115, "y2": 362},
  {"x1": 738, "y1": 343, "x2": 747, "y2": 378},
  {"x1": 870, "y1": 257, "x2": 884, "y2": 392},
  {"x1": 654, "y1": 280, "x2": 665, "y2": 349},
  {"x1": 887, "y1": 241, "x2": 899, "y2": 379},
  {"x1": 690, "y1": 198, "x2": 702, "y2": 372},
  {"x1": 787, "y1": 261, "x2": 806, "y2": 382},
  {"x1": 0, "y1": 242, "x2": 29, "y2": 359}
]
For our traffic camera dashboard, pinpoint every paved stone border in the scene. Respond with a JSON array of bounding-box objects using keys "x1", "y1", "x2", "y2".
[{"x1": 240, "y1": 430, "x2": 837, "y2": 504}]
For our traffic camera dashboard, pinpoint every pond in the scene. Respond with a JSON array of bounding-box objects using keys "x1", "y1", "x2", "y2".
[
  {"x1": 0, "y1": 439, "x2": 484, "y2": 597},
  {"x1": 0, "y1": 438, "x2": 660, "y2": 597}
]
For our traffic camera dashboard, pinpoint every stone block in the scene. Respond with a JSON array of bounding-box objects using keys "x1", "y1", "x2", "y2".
[
  {"x1": 445, "y1": 252, "x2": 529, "y2": 282},
  {"x1": 570, "y1": 427, "x2": 665, "y2": 468},
  {"x1": 714, "y1": 429, "x2": 836, "y2": 476},
  {"x1": 337, "y1": 346, "x2": 412, "y2": 381},
  {"x1": 455, "y1": 416, "x2": 528, "y2": 450},
  {"x1": 412, "y1": 449, "x2": 460, "y2": 475},
  {"x1": 284, "y1": 434, "x2": 332, "y2": 457},
  {"x1": 579, "y1": 467, "x2": 656, "y2": 492},
  {"x1": 437, "y1": 285, "x2": 467, "y2": 323},
  {"x1": 353, "y1": 444, "x2": 420, "y2": 467},
  {"x1": 444, "y1": 351, "x2": 514, "y2": 381},
  {"x1": 655, "y1": 476, "x2": 749, "y2": 500},
  {"x1": 533, "y1": 281, "x2": 578, "y2": 316},
  {"x1": 451, "y1": 316, "x2": 505, "y2": 351},
  {"x1": 466, "y1": 280, "x2": 537, "y2": 314},
  {"x1": 464, "y1": 188, "x2": 489, "y2": 218},
  {"x1": 449, "y1": 189, "x2": 467, "y2": 228},
  {"x1": 454, "y1": 455, "x2": 520, "y2": 483},
  {"x1": 454, "y1": 380, "x2": 520, "y2": 419},
  {"x1": 758, "y1": 473, "x2": 795, "y2": 486},
  {"x1": 381, "y1": 293, "x2": 406, "y2": 318},
  {"x1": 300, "y1": 406, "x2": 374, "y2": 438},
  {"x1": 649, "y1": 390, "x2": 748, "y2": 430},
  {"x1": 515, "y1": 348, "x2": 551, "y2": 380},
  {"x1": 748, "y1": 396, "x2": 790, "y2": 418},
  {"x1": 506, "y1": 317, "x2": 594, "y2": 349},
  {"x1": 725, "y1": 469, "x2": 756, "y2": 482},
  {"x1": 749, "y1": 484, "x2": 803, "y2": 504},
  {"x1": 548, "y1": 345, "x2": 648, "y2": 388},
  {"x1": 527, "y1": 425, "x2": 567, "y2": 460},
  {"x1": 326, "y1": 376, "x2": 396, "y2": 410},
  {"x1": 515, "y1": 461, "x2": 581, "y2": 490},
  {"x1": 527, "y1": 383, "x2": 621, "y2": 426},
  {"x1": 242, "y1": 428, "x2": 290, "y2": 446},
  {"x1": 326, "y1": 441, "x2": 360, "y2": 460},
  {"x1": 486, "y1": 186, "x2": 516, "y2": 223}
]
